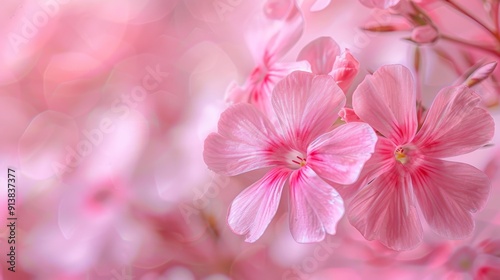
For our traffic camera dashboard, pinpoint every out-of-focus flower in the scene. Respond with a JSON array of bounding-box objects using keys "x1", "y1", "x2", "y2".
[
  {"x1": 298, "y1": 37, "x2": 360, "y2": 92},
  {"x1": 439, "y1": 240, "x2": 500, "y2": 279},
  {"x1": 474, "y1": 254, "x2": 500, "y2": 279},
  {"x1": 348, "y1": 64, "x2": 494, "y2": 251},
  {"x1": 204, "y1": 71, "x2": 377, "y2": 243},
  {"x1": 448, "y1": 246, "x2": 478, "y2": 272},
  {"x1": 225, "y1": 0, "x2": 310, "y2": 116}
]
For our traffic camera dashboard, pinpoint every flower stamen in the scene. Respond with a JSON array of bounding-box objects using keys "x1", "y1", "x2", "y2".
[
  {"x1": 395, "y1": 147, "x2": 408, "y2": 164},
  {"x1": 286, "y1": 152, "x2": 307, "y2": 169},
  {"x1": 295, "y1": 156, "x2": 307, "y2": 167}
]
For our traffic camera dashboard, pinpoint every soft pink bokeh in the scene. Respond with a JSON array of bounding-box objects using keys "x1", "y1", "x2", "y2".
[{"x1": 0, "y1": 0, "x2": 499, "y2": 279}]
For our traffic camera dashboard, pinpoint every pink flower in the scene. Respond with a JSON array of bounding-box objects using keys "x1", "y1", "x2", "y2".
[
  {"x1": 297, "y1": 37, "x2": 360, "y2": 92},
  {"x1": 444, "y1": 240, "x2": 500, "y2": 278},
  {"x1": 348, "y1": 64, "x2": 494, "y2": 251},
  {"x1": 475, "y1": 255, "x2": 500, "y2": 280},
  {"x1": 448, "y1": 246, "x2": 478, "y2": 272},
  {"x1": 204, "y1": 71, "x2": 377, "y2": 243},
  {"x1": 226, "y1": 0, "x2": 310, "y2": 116}
]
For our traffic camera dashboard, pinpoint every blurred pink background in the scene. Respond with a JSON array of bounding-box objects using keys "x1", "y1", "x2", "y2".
[{"x1": 1, "y1": 0, "x2": 500, "y2": 279}]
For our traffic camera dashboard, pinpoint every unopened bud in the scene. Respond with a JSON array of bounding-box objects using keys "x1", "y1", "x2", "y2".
[
  {"x1": 331, "y1": 49, "x2": 360, "y2": 91},
  {"x1": 411, "y1": 25, "x2": 439, "y2": 44},
  {"x1": 339, "y1": 108, "x2": 361, "y2": 122},
  {"x1": 463, "y1": 61, "x2": 497, "y2": 87}
]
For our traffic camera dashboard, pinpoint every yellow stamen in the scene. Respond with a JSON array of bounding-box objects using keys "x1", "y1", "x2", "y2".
[{"x1": 395, "y1": 147, "x2": 408, "y2": 164}]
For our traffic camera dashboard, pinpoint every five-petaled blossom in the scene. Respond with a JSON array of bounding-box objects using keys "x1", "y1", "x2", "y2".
[
  {"x1": 348, "y1": 64, "x2": 495, "y2": 251},
  {"x1": 204, "y1": 71, "x2": 377, "y2": 242}
]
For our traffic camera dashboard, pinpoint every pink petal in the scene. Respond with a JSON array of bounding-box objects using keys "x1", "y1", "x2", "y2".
[
  {"x1": 310, "y1": 0, "x2": 331, "y2": 11},
  {"x1": 414, "y1": 85, "x2": 494, "y2": 157},
  {"x1": 297, "y1": 37, "x2": 340, "y2": 75},
  {"x1": 224, "y1": 67, "x2": 275, "y2": 117},
  {"x1": 307, "y1": 122, "x2": 377, "y2": 185},
  {"x1": 225, "y1": 81, "x2": 250, "y2": 104},
  {"x1": 264, "y1": 0, "x2": 295, "y2": 19},
  {"x1": 412, "y1": 159, "x2": 490, "y2": 239},
  {"x1": 228, "y1": 168, "x2": 291, "y2": 242},
  {"x1": 203, "y1": 103, "x2": 279, "y2": 176},
  {"x1": 359, "y1": 0, "x2": 401, "y2": 9},
  {"x1": 246, "y1": 0, "x2": 304, "y2": 63},
  {"x1": 289, "y1": 166, "x2": 344, "y2": 242},
  {"x1": 338, "y1": 137, "x2": 396, "y2": 199},
  {"x1": 225, "y1": 60, "x2": 310, "y2": 117},
  {"x1": 272, "y1": 71, "x2": 345, "y2": 151},
  {"x1": 348, "y1": 170, "x2": 423, "y2": 251},
  {"x1": 352, "y1": 65, "x2": 417, "y2": 144}
]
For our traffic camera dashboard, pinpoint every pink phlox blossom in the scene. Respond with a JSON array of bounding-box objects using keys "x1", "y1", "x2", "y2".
[
  {"x1": 348, "y1": 64, "x2": 494, "y2": 251},
  {"x1": 205, "y1": 71, "x2": 377, "y2": 243}
]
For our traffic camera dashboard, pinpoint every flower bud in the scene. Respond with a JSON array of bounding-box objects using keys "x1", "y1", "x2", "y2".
[
  {"x1": 339, "y1": 108, "x2": 361, "y2": 123},
  {"x1": 331, "y1": 49, "x2": 360, "y2": 91},
  {"x1": 411, "y1": 25, "x2": 438, "y2": 44}
]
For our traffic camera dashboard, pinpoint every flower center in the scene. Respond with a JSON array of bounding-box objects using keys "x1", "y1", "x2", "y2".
[
  {"x1": 394, "y1": 146, "x2": 409, "y2": 164},
  {"x1": 285, "y1": 150, "x2": 307, "y2": 170},
  {"x1": 292, "y1": 155, "x2": 307, "y2": 167},
  {"x1": 251, "y1": 65, "x2": 269, "y2": 84}
]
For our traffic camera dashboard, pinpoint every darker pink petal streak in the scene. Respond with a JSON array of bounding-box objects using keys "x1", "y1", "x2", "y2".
[
  {"x1": 349, "y1": 170, "x2": 423, "y2": 251},
  {"x1": 271, "y1": 71, "x2": 345, "y2": 150},
  {"x1": 412, "y1": 159, "x2": 490, "y2": 238},
  {"x1": 353, "y1": 64, "x2": 417, "y2": 143},
  {"x1": 228, "y1": 167, "x2": 291, "y2": 242}
]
